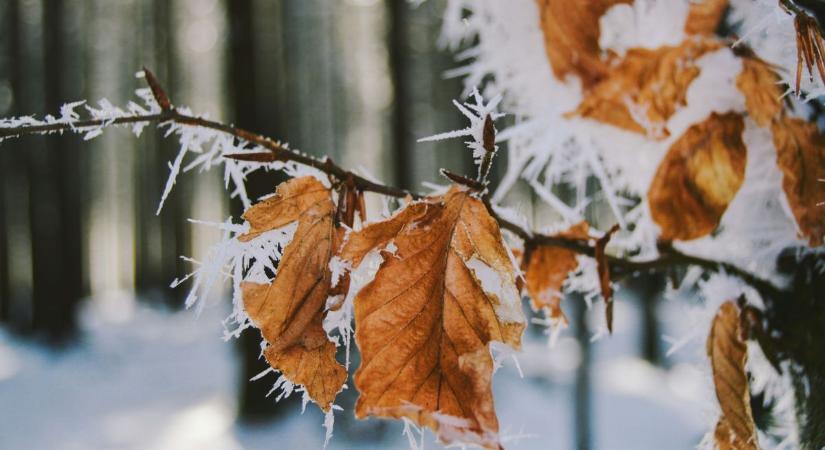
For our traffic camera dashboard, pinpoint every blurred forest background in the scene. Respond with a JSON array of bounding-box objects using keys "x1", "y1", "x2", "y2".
[{"x1": 0, "y1": 1, "x2": 704, "y2": 449}]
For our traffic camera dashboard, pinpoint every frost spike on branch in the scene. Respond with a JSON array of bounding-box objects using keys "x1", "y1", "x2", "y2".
[{"x1": 0, "y1": 67, "x2": 785, "y2": 303}]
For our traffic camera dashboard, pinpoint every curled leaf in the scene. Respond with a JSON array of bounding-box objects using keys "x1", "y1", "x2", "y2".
[
  {"x1": 789, "y1": 8, "x2": 825, "y2": 95},
  {"x1": 523, "y1": 222, "x2": 589, "y2": 326},
  {"x1": 771, "y1": 116, "x2": 825, "y2": 246},
  {"x1": 342, "y1": 186, "x2": 525, "y2": 449},
  {"x1": 239, "y1": 176, "x2": 347, "y2": 411},
  {"x1": 684, "y1": 0, "x2": 728, "y2": 36},
  {"x1": 736, "y1": 57, "x2": 784, "y2": 127},
  {"x1": 648, "y1": 112, "x2": 747, "y2": 241},
  {"x1": 707, "y1": 301, "x2": 759, "y2": 449},
  {"x1": 596, "y1": 224, "x2": 619, "y2": 333},
  {"x1": 571, "y1": 38, "x2": 721, "y2": 138},
  {"x1": 535, "y1": 0, "x2": 631, "y2": 88}
]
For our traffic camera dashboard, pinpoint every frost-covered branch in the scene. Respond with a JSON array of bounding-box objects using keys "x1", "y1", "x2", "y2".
[{"x1": 0, "y1": 68, "x2": 785, "y2": 302}]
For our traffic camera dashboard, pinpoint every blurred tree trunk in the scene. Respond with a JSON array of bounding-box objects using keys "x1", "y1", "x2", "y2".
[
  {"x1": 626, "y1": 272, "x2": 665, "y2": 365},
  {"x1": 227, "y1": 0, "x2": 295, "y2": 420},
  {"x1": 387, "y1": 0, "x2": 470, "y2": 190},
  {"x1": 2, "y1": 0, "x2": 32, "y2": 331},
  {"x1": 572, "y1": 294, "x2": 592, "y2": 450},
  {"x1": 0, "y1": 0, "x2": 14, "y2": 321},
  {"x1": 388, "y1": 0, "x2": 413, "y2": 191},
  {"x1": 134, "y1": 0, "x2": 190, "y2": 308},
  {"x1": 27, "y1": 0, "x2": 85, "y2": 343}
]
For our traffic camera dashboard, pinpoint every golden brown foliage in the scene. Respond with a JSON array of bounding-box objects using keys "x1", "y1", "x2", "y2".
[
  {"x1": 522, "y1": 222, "x2": 589, "y2": 325},
  {"x1": 736, "y1": 57, "x2": 784, "y2": 127},
  {"x1": 570, "y1": 38, "x2": 721, "y2": 138},
  {"x1": 535, "y1": 0, "x2": 631, "y2": 88},
  {"x1": 715, "y1": 417, "x2": 758, "y2": 450},
  {"x1": 239, "y1": 177, "x2": 347, "y2": 411},
  {"x1": 684, "y1": 0, "x2": 728, "y2": 36},
  {"x1": 771, "y1": 117, "x2": 825, "y2": 246},
  {"x1": 648, "y1": 112, "x2": 747, "y2": 241},
  {"x1": 707, "y1": 302, "x2": 759, "y2": 449},
  {"x1": 341, "y1": 186, "x2": 525, "y2": 449}
]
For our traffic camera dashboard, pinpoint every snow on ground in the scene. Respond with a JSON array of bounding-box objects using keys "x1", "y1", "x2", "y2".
[{"x1": 0, "y1": 289, "x2": 707, "y2": 450}]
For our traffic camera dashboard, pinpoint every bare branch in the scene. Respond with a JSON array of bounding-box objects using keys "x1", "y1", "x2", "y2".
[{"x1": 0, "y1": 70, "x2": 786, "y2": 302}]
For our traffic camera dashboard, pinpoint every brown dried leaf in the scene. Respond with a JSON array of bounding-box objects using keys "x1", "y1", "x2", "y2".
[
  {"x1": 684, "y1": 0, "x2": 728, "y2": 36},
  {"x1": 522, "y1": 222, "x2": 589, "y2": 325},
  {"x1": 715, "y1": 417, "x2": 758, "y2": 450},
  {"x1": 535, "y1": 0, "x2": 632, "y2": 88},
  {"x1": 648, "y1": 112, "x2": 747, "y2": 241},
  {"x1": 341, "y1": 186, "x2": 525, "y2": 449},
  {"x1": 771, "y1": 116, "x2": 825, "y2": 246},
  {"x1": 239, "y1": 176, "x2": 347, "y2": 411},
  {"x1": 596, "y1": 224, "x2": 619, "y2": 333},
  {"x1": 707, "y1": 302, "x2": 759, "y2": 449},
  {"x1": 736, "y1": 57, "x2": 784, "y2": 127},
  {"x1": 571, "y1": 38, "x2": 721, "y2": 138}
]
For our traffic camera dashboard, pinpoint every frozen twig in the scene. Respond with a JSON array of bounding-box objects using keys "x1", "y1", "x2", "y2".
[{"x1": 0, "y1": 68, "x2": 786, "y2": 303}]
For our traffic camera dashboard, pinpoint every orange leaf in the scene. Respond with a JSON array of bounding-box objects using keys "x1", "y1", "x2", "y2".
[
  {"x1": 707, "y1": 302, "x2": 759, "y2": 449},
  {"x1": 684, "y1": 0, "x2": 728, "y2": 36},
  {"x1": 535, "y1": 0, "x2": 631, "y2": 88},
  {"x1": 570, "y1": 38, "x2": 721, "y2": 138},
  {"x1": 736, "y1": 57, "x2": 784, "y2": 128},
  {"x1": 771, "y1": 116, "x2": 825, "y2": 246},
  {"x1": 648, "y1": 112, "x2": 747, "y2": 241},
  {"x1": 239, "y1": 176, "x2": 347, "y2": 412},
  {"x1": 522, "y1": 222, "x2": 589, "y2": 325},
  {"x1": 715, "y1": 417, "x2": 758, "y2": 450},
  {"x1": 596, "y1": 224, "x2": 619, "y2": 333},
  {"x1": 341, "y1": 186, "x2": 525, "y2": 449}
]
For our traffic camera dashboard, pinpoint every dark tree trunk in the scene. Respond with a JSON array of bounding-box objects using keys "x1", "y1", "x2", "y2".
[
  {"x1": 573, "y1": 294, "x2": 592, "y2": 450},
  {"x1": 627, "y1": 272, "x2": 665, "y2": 365},
  {"x1": 227, "y1": 0, "x2": 296, "y2": 420},
  {"x1": 0, "y1": 0, "x2": 13, "y2": 321},
  {"x1": 768, "y1": 249, "x2": 825, "y2": 449},
  {"x1": 26, "y1": 0, "x2": 85, "y2": 344},
  {"x1": 132, "y1": 0, "x2": 190, "y2": 308},
  {"x1": 387, "y1": 0, "x2": 413, "y2": 191}
]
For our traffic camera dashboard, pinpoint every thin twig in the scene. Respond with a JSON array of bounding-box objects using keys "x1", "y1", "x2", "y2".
[{"x1": 0, "y1": 71, "x2": 786, "y2": 302}]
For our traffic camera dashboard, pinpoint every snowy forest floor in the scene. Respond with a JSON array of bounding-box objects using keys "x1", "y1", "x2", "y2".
[{"x1": 0, "y1": 289, "x2": 711, "y2": 450}]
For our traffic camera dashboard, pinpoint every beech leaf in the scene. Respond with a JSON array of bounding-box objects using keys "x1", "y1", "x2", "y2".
[
  {"x1": 341, "y1": 186, "x2": 525, "y2": 449},
  {"x1": 648, "y1": 112, "x2": 747, "y2": 241},
  {"x1": 239, "y1": 176, "x2": 347, "y2": 412},
  {"x1": 707, "y1": 301, "x2": 759, "y2": 449},
  {"x1": 770, "y1": 116, "x2": 825, "y2": 246},
  {"x1": 535, "y1": 0, "x2": 631, "y2": 88},
  {"x1": 736, "y1": 57, "x2": 784, "y2": 128},
  {"x1": 684, "y1": 0, "x2": 728, "y2": 36},
  {"x1": 523, "y1": 222, "x2": 589, "y2": 326},
  {"x1": 570, "y1": 38, "x2": 721, "y2": 139}
]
